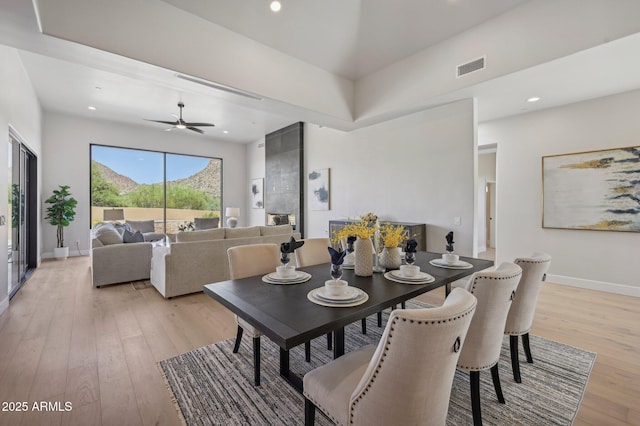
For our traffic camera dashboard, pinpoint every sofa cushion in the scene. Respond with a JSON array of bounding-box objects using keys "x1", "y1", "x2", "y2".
[
  {"x1": 225, "y1": 226, "x2": 260, "y2": 239},
  {"x1": 94, "y1": 224, "x2": 123, "y2": 245},
  {"x1": 126, "y1": 220, "x2": 155, "y2": 233},
  {"x1": 123, "y1": 229, "x2": 144, "y2": 243},
  {"x1": 260, "y1": 224, "x2": 293, "y2": 236},
  {"x1": 194, "y1": 217, "x2": 220, "y2": 230},
  {"x1": 113, "y1": 222, "x2": 133, "y2": 236},
  {"x1": 143, "y1": 232, "x2": 165, "y2": 242},
  {"x1": 176, "y1": 228, "x2": 225, "y2": 242}
]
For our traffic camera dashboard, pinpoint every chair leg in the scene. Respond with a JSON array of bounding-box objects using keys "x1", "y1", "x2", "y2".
[
  {"x1": 470, "y1": 371, "x2": 483, "y2": 426},
  {"x1": 233, "y1": 325, "x2": 244, "y2": 353},
  {"x1": 361, "y1": 318, "x2": 367, "y2": 335},
  {"x1": 510, "y1": 335, "x2": 522, "y2": 383},
  {"x1": 326, "y1": 332, "x2": 332, "y2": 350},
  {"x1": 523, "y1": 333, "x2": 534, "y2": 363},
  {"x1": 490, "y1": 364, "x2": 505, "y2": 403},
  {"x1": 253, "y1": 337, "x2": 261, "y2": 386},
  {"x1": 304, "y1": 398, "x2": 316, "y2": 426},
  {"x1": 305, "y1": 341, "x2": 311, "y2": 362},
  {"x1": 401, "y1": 301, "x2": 406, "y2": 309},
  {"x1": 377, "y1": 311, "x2": 382, "y2": 327}
]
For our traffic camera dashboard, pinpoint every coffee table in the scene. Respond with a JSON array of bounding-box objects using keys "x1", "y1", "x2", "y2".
[{"x1": 204, "y1": 251, "x2": 493, "y2": 391}]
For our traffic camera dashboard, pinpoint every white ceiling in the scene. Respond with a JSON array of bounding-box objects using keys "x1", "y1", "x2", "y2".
[{"x1": 2, "y1": 0, "x2": 640, "y2": 144}]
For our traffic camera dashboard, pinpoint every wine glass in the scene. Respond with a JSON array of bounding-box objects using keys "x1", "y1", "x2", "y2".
[
  {"x1": 405, "y1": 251, "x2": 416, "y2": 266},
  {"x1": 280, "y1": 252, "x2": 290, "y2": 267},
  {"x1": 330, "y1": 263, "x2": 343, "y2": 281}
]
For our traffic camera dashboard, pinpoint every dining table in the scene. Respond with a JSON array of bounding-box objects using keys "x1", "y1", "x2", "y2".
[{"x1": 203, "y1": 251, "x2": 493, "y2": 392}]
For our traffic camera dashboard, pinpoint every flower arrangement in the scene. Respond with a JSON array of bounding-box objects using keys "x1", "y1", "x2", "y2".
[
  {"x1": 331, "y1": 213, "x2": 377, "y2": 244},
  {"x1": 379, "y1": 223, "x2": 408, "y2": 248}
]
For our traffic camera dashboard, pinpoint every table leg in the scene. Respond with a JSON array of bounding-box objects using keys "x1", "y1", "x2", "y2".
[
  {"x1": 446, "y1": 282, "x2": 451, "y2": 297},
  {"x1": 279, "y1": 348, "x2": 303, "y2": 392},
  {"x1": 333, "y1": 327, "x2": 345, "y2": 359}
]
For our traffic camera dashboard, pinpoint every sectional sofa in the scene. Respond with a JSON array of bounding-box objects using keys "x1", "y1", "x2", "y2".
[{"x1": 150, "y1": 225, "x2": 300, "y2": 298}]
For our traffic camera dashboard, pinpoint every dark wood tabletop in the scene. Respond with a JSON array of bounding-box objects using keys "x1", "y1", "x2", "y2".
[{"x1": 204, "y1": 251, "x2": 493, "y2": 351}]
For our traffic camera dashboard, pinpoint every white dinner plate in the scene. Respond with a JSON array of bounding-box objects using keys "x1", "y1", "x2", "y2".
[
  {"x1": 313, "y1": 285, "x2": 360, "y2": 301},
  {"x1": 389, "y1": 270, "x2": 432, "y2": 282},
  {"x1": 384, "y1": 271, "x2": 435, "y2": 285},
  {"x1": 307, "y1": 288, "x2": 369, "y2": 307},
  {"x1": 262, "y1": 271, "x2": 312, "y2": 284},
  {"x1": 429, "y1": 259, "x2": 473, "y2": 269}
]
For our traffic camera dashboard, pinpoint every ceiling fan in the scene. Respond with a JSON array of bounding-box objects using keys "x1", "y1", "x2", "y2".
[{"x1": 145, "y1": 102, "x2": 215, "y2": 134}]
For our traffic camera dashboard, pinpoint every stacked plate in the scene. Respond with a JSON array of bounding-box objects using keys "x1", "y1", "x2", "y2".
[
  {"x1": 384, "y1": 270, "x2": 435, "y2": 284},
  {"x1": 262, "y1": 270, "x2": 312, "y2": 285},
  {"x1": 429, "y1": 259, "x2": 473, "y2": 269},
  {"x1": 307, "y1": 286, "x2": 369, "y2": 307}
]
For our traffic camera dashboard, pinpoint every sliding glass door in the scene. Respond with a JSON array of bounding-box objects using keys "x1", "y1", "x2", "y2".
[{"x1": 8, "y1": 134, "x2": 37, "y2": 298}]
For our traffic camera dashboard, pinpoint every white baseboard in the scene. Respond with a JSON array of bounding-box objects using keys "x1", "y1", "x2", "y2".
[
  {"x1": 547, "y1": 274, "x2": 640, "y2": 298},
  {"x1": 477, "y1": 245, "x2": 487, "y2": 253},
  {"x1": 41, "y1": 251, "x2": 90, "y2": 259},
  {"x1": 0, "y1": 295, "x2": 8, "y2": 316}
]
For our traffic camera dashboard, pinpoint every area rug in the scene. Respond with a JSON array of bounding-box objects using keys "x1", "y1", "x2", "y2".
[{"x1": 159, "y1": 301, "x2": 596, "y2": 426}]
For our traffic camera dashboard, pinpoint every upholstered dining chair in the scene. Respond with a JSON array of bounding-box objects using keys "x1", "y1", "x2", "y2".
[
  {"x1": 303, "y1": 287, "x2": 477, "y2": 426},
  {"x1": 456, "y1": 262, "x2": 522, "y2": 426},
  {"x1": 504, "y1": 252, "x2": 552, "y2": 383},
  {"x1": 227, "y1": 243, "x2": 281, "y2": 386}
]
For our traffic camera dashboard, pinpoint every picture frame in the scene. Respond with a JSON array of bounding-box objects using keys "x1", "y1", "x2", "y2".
[
  {"x1": 308, "y1": 168, "x2": 330, "y2": 211},
  {"x1": 542, "y1": 146, "x2": 640, "y2": 232},
  {"x1": 251, "y1": 178, "x2": 264, "y2": 209}
]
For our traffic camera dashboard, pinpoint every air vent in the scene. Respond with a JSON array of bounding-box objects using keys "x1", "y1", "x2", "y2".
[{"x1": 457, "y1": 56, "x2": 485, "y2": 78}]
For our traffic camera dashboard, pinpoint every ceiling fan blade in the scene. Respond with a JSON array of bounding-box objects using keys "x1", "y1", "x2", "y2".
[
  {"x1": 185, "y1": 122, "x2": 215, "y2": 127},
  {"x1": 187, "y1": 126, "x2": 204, "y2": 134},
  {"x1": 145, "y1": 119, "x2": 177, "y2": 125}
]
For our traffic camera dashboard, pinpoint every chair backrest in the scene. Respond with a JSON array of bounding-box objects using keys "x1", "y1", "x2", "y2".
[
  {"x1": 227, "y1": 244, "x2": 280, "y2": 280},
  {"x1": 294, "y1": 238, "x2": 331, "y2": 267},
  {"x1": 457, "y1": 262, "x2": 522, "y2": 371},
  {"x1": 348, "y1": 288, "x2": 477, "y2": 425},
  {"x1": 505, "y1": 253, "x2": 552, "y2": 335},
  {"x1": 194, "y1": 217, "x2": 220, "y2": 230}
]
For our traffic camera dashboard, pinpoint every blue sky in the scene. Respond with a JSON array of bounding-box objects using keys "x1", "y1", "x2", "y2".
[{"x1": 92, "y1": 146, "x2": 210, "y2": 184}]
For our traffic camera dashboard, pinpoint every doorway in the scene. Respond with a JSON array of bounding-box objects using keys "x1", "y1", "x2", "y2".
[
  {"x1": 486, "y1": 182, "x2": 496, "y2": 249},
  {"x1": 8, "y1": 132, "x2": 37, "y2": 299}
]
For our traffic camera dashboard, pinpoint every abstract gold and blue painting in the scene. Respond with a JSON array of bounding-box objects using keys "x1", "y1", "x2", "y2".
[
  {"x1": 308, "y1": 168, "x2": 330, "y2": 211},
  {"x1": 543, "y1": 146, "x2": 640, "y2": 232}
]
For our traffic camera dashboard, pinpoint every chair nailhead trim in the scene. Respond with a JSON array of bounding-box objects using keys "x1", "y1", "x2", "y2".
[{"x1": 350, "y1": 305, "x2": 476, "y2": 423}]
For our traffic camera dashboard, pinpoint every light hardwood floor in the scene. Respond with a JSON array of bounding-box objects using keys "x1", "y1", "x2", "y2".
[{"x1": 0, "y1": 257, "x2": 638, "y2": 425}]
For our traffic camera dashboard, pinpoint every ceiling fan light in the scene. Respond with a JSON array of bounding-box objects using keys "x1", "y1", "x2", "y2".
[
  {"x1": 270, "y1": 1, "x2": 281, "y2": 12},
  {"x1": 176, "y1": 124, "x2": 187, "y2": 129}
]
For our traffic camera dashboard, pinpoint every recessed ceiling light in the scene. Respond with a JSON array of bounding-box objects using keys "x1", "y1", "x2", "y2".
[
  {"x1": 527, "y1": 97, "x2": 540, "y2": 103},
  {"x1": 270, "y1": 1, "x2": 281, "y2": 12},
  {"x1": 223, "y1": 130, "x2": 229, "y2": 134},
  {"x1": 88, "y1": 106, "x2": 96, "y2": 110}
]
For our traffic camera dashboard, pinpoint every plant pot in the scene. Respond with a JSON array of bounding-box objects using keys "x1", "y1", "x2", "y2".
[
  {"x1": 54, "y1": 246, "x2": 69, "y2": 260},
  {"x1": 354, "y1": 237, "x2": 373, "y2": 277},
  {"x1": 379, "y1": 247, "x2": 402, "y2": 270}
]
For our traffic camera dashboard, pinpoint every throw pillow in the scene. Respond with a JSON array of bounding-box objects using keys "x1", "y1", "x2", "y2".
[
  {"x1": 113, "y1": 222, "x2": 133, "y2": 236},
  {"x1": 225, "y1": 226, "x2": 260, "y2": 239},
  {"x1": 126, "y1": 220, "x2": 155, "y2": 233},
  {"x1": 94, "y1": 224, "x2": 123, "y2": 245},
  {"x1": 123, "y1": 229, "x2": 144, "y2": 243}
]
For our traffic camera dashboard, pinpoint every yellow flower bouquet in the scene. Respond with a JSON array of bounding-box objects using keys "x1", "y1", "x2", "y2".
[
  {"x1": 331, "y1": 213, "x2": 377, "y2": 245},
  {"x1": 379, "y1": 223, "x2": 408, "y2": 248}
]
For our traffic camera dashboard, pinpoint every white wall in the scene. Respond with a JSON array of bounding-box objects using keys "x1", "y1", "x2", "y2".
[
  {"x1": 42, "y1": 112, "x2": 247, "y2": 257},
  {"x1": 0, "y1": 45, "x2": 43, "y2": 314},
  {"x1": 481, "y1": 89, "x2": 640, "y2": 295},
  {"x1": 246, "y1": 137, "x2": 266, "y2": 227},
  {"x1": 247, "y1": 99, "x2": 478, "y2": 256},
  {"x1": 476, "y1": 152, "x2": 496, "y2": 251}
]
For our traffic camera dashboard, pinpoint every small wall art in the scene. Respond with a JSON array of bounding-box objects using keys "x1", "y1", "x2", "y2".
[
  {"x1": 542, "y1": 146, "x2": 640, "y2": 232},
  {"x1": 251, "y1": 178, "x2": 264, "y2": 209},
  {"x1": 308, "y1": 168, "x2": 330, "y2": 211}
]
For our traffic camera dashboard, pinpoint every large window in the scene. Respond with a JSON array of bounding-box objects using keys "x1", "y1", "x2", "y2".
[{"x1": 90, "y1": 145, "x2": 222, "y2": 233}]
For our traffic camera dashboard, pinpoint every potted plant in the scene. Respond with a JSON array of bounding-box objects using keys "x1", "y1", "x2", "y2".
[{"x1": 45, "y1": 185, "x2": 78, "y2": 260}]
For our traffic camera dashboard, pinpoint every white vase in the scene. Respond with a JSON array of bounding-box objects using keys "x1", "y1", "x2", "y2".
[
  {"x1": 54, "y1": 246, "x2": 69, "y2": 260},
  {"x1": 379, "y1": 247, "x2": 402, "y2": 270},
  {"x1": 354, "y1": 237, "x2": 373, "y2": 276}
]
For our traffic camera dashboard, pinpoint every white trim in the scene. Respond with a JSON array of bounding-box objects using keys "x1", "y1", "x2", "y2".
[
  {"x1": 547, "y1": 274, "x2": 640, "y2": 298},
  {"x1": 41, "y1": 251, "x2": 90, "y2": 259},
  {"x1": 0, "y1": 295, "x2": 9, "y2": 316}
]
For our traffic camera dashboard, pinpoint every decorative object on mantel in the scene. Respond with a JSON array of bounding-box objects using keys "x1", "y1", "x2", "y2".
[
  {"x1": 45, "y1": 185, "x2": 78, "y2": 260},
  {"x1": 330, "y1": 213, "x2": 377, "y2": 277},
  {"x1": 405, "y1": 238, "x2": 418, "y2": 266},
  {"x1": 225, "y1": 207, "x2": 240, "y2": 228},
  {"x1": 378, "y1": 223, "x2": 409, "y2": 270},
  {"x1": 543, "y1": 146, "x2": 640, "y2": 232},
  {"x1": 443, "y1": 231, "x2": 459, "y2": 264}
]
